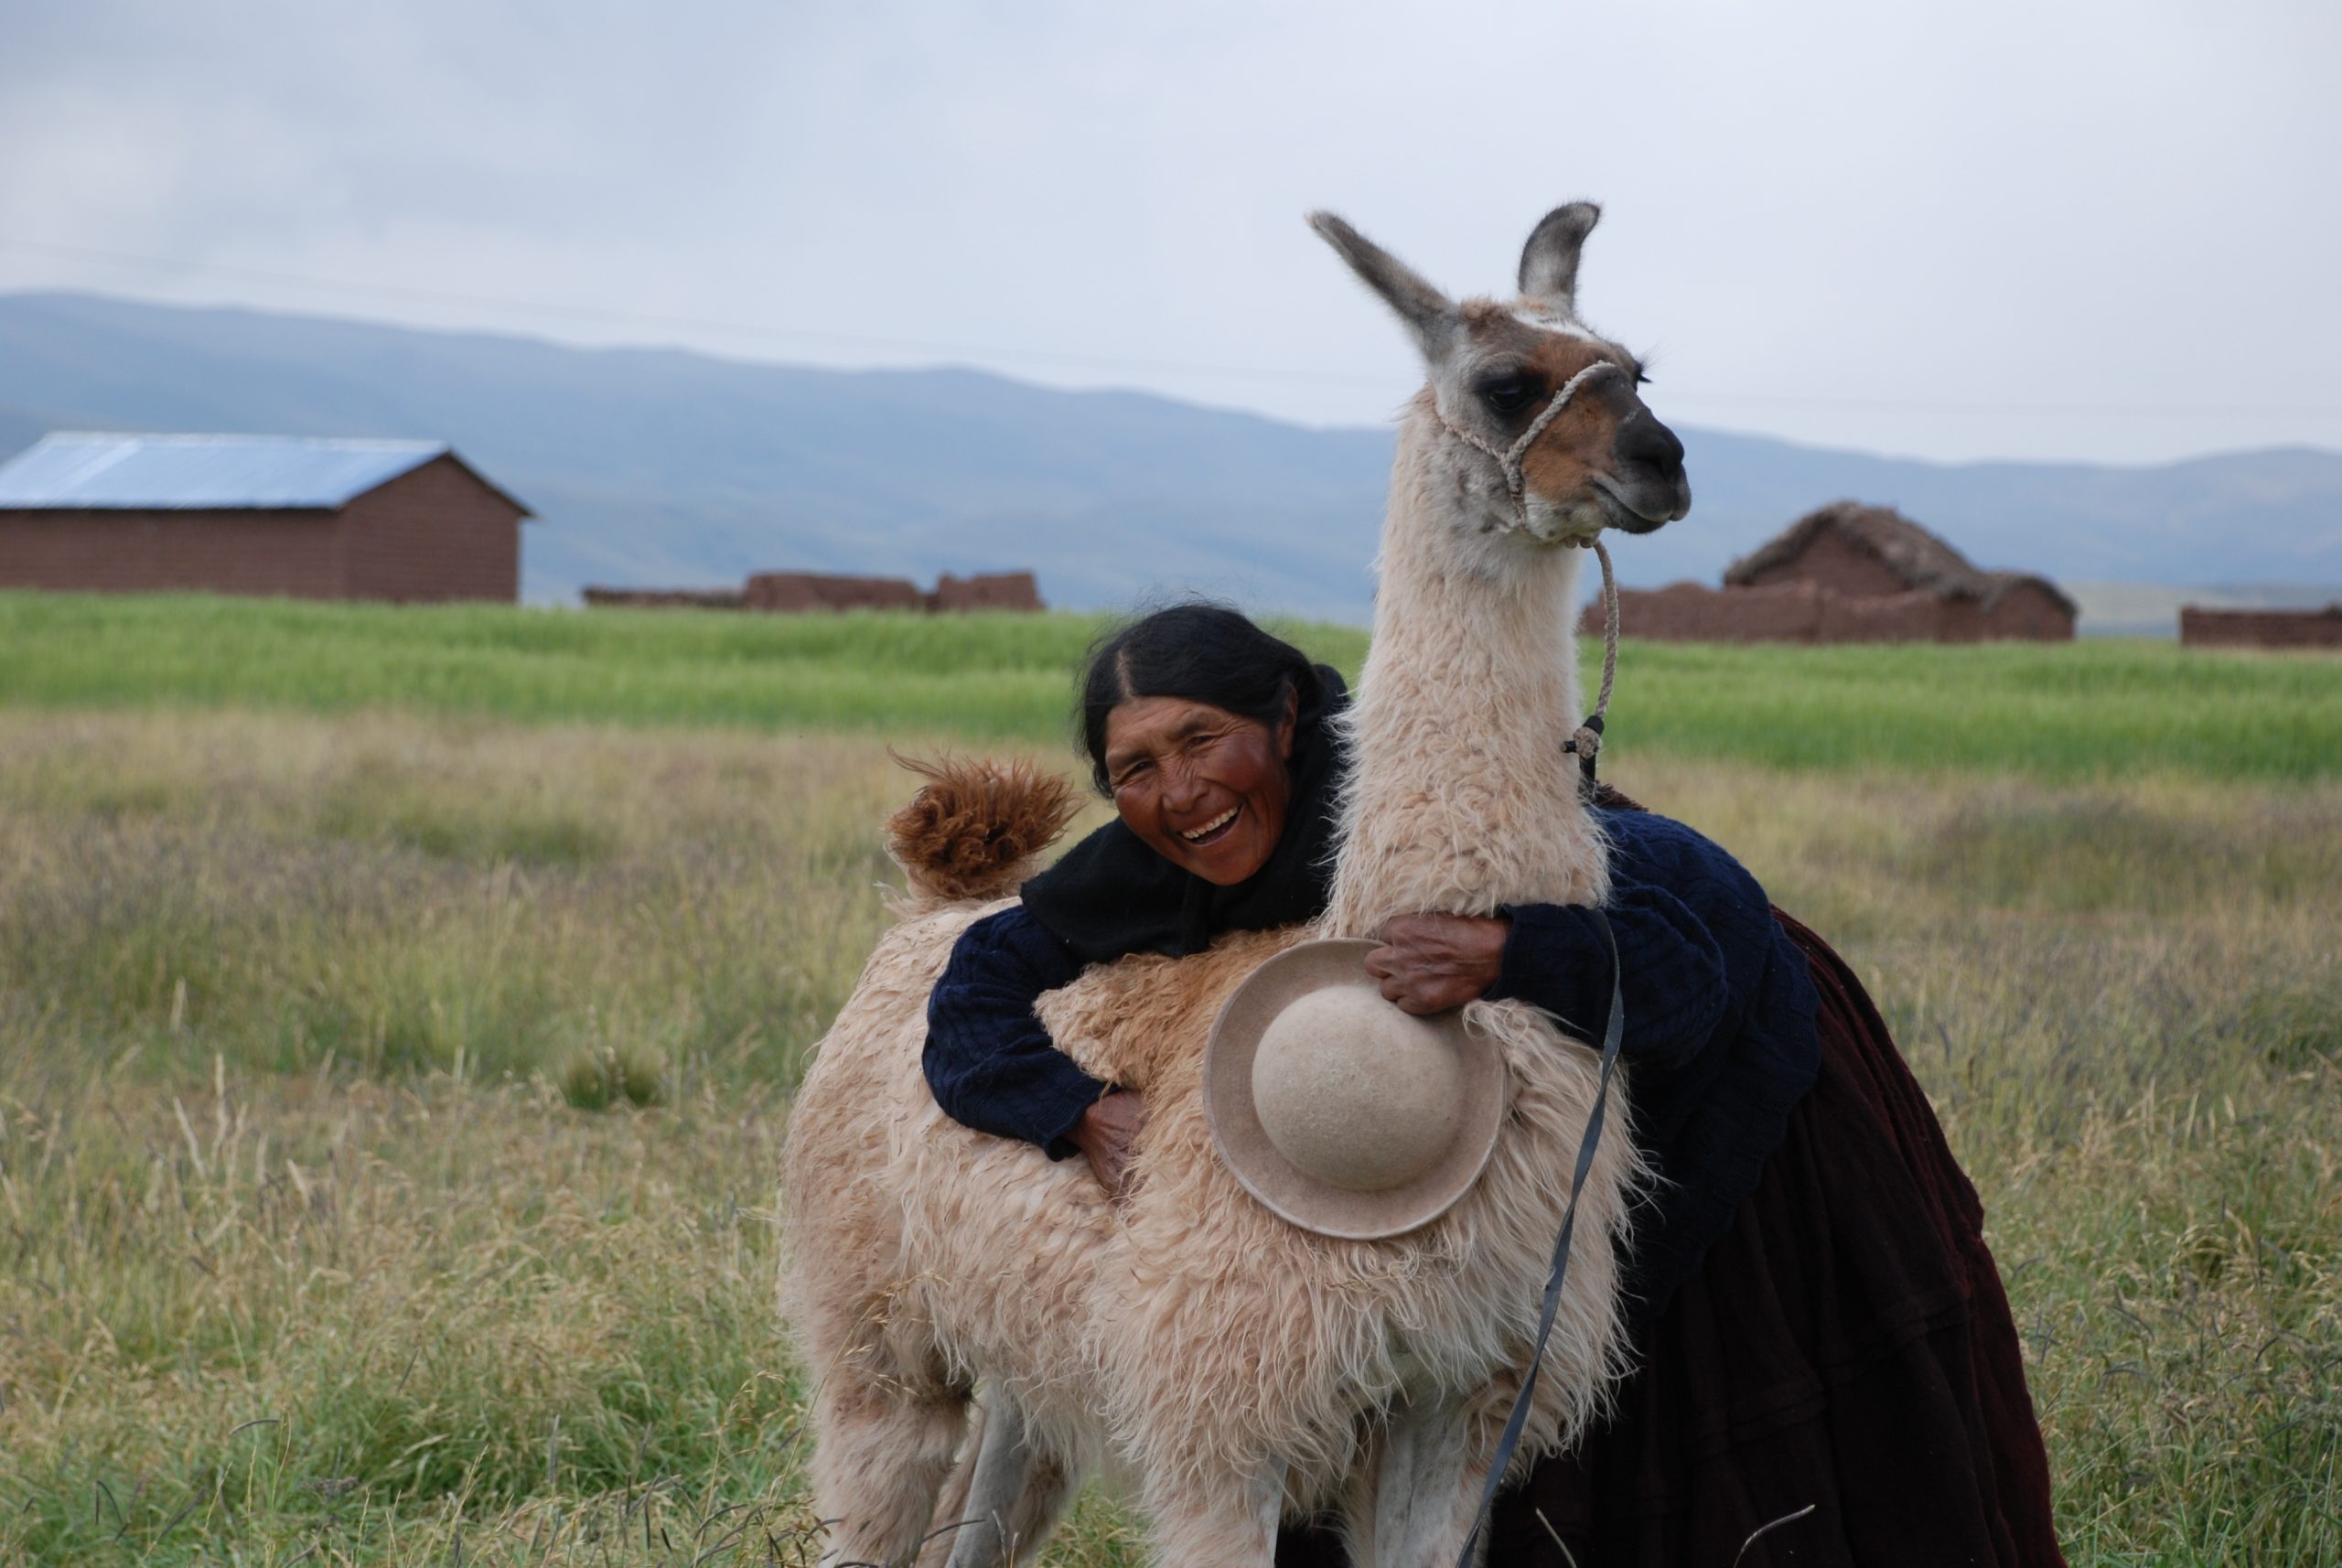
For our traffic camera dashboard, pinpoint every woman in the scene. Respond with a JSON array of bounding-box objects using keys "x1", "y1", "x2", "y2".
[{"x1": 922, "y1": 603, "x2": 2065, "y2": 1566}]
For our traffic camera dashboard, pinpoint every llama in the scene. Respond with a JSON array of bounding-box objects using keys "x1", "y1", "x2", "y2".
[{"x1": 781, "y1": 203, "x2": 1691, "y2": 1568}]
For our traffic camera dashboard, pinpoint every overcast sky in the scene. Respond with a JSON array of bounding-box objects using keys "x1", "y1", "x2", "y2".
[{"x1": 2, "y1": 0, "x2": 2336, "y2": 464}]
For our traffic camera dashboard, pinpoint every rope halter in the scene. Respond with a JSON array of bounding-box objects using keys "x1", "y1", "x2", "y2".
[
  {"x1": 1429, "y1": 354, "x2": 1627, "y2": 794},
  {"x1": 1431, "y1": 356, "x2": 1625, "y2": 538}
]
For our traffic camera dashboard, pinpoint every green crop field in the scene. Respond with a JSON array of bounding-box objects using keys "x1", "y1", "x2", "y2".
[
  {"x1": 3, "y1": 589, "x2": 2338, "y2": 779},
  {"x1": 2, "y1": 592, "x2": 2337, "y2": 1564}
]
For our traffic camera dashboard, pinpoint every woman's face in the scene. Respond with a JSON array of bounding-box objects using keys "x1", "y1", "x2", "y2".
[{"x1": 1102, "y1": 696, "x2": 1297, "y2": 886}]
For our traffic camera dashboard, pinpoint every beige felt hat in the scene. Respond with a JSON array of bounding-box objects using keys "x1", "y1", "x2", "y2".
[{"x1": 1204, "y1": 939, "x2": 1508, "y2": 1240}]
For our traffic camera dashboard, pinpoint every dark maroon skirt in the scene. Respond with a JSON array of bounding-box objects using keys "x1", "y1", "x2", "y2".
[{"x1": 1278, "y1": 911, "x2": 2067, "y2": 1568}]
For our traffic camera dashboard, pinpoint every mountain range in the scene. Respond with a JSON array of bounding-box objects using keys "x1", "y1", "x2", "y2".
[{"x1": 3, "y1": 291, "x2": 2337, "y2": 625}]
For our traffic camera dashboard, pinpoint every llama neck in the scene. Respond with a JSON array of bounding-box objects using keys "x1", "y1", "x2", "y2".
[{"x1": 1324, "y1": 412, "x2": 1609, "y2": 936}]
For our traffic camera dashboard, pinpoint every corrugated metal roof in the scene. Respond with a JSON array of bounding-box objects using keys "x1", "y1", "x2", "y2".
[{"x1": 0, "y1": 433, "x2": 464, "y2": 510}]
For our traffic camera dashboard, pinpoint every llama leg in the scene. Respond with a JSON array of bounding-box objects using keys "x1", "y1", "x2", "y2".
[
  {"x1": 1352, "y1": 1393, "x2": 1483, "y2": 1568},
  {"x1": 941, "y1": 1394, "x2": 1079, "y2": 1568},
  {"x1": 912, "y1": 1398, "x2": 985, "y2": 1568},
  {"x1": 810, "y1": 1370, "x2": 969, "y2": 1568},
  {"x1": 1144, "y1": 1465, "x2": 1284, "y2": 1568}
]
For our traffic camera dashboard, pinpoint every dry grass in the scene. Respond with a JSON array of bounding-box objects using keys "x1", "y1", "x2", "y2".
[{"x1": 1, "y1": 710, "x2": 2337, "y2": 1563}]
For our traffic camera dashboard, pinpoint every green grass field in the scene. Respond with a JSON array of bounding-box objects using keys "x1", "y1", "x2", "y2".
[
  {"x1": 2, "y1": 593, "x2": 2337, "y2": 1564},
  {"x1": 4, "y1": 589, "x2": 2337, "y2": 779}
]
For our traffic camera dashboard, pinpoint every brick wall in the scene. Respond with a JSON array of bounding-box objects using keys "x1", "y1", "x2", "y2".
[
  {"x1": 1974, "y1": 582, "x2": 2076, "y2": 642},
  {"x1": 1734, "y1": 530, "x2": 1909, "y2": 599},
  {"x1": 1815, "y1": 587, "x2": 1958, "y2": 642},
  {"x1": 745, "y1": 571, "x2": 929, "y2": 612},
  {"x1": 1584, "y1": 580, "x2": 2071, "y2": 643},
  {"x1": 749, "y1": 568, "x2": 931, "y2": 613},
  {"x1": 0, "y1": 509, "x2": 346, "y2": 596},
  {"x1": 930, "y1": 571, "x2": 1044, "y2": 611},
  {"x1": 2180, "y1": 606, "x2": 2342, "y2": 650},
  {"x1": 1585, "y1": 581, "x2": 1826, "y2": 642},
  {"x1": 582, "y1": 586, "x2": 746, "y2": 609},
  {"x1": 339, "y1": 456, "x2": 523, "y2": 603}
]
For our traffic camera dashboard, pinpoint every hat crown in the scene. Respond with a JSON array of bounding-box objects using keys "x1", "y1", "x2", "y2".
[
  {"x1": 1205, "y1": 938, "x2": 1505, "y2": 1240},
  {"x1": 1250, "y1": 986, "x2": 1466, "y2": 1193}
]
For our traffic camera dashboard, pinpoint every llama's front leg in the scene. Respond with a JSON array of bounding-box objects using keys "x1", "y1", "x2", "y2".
[
  {"x1": 940, "y1": 1393, "x2": 1079, "y2": 1568},
  {"x1": 1144, "y1": 1464, "x2": 1284, "y2": 1568},
  {"x1": 1348, "y1": 1392, "x2": 1487, "y2": 1568}
]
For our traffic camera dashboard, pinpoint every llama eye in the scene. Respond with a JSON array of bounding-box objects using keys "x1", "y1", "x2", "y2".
[{"x1": 1478, "y1": 375, "x2": 1542, "y2": 416}]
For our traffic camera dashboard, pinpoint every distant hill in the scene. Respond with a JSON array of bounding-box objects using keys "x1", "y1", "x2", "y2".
[{"x1": 4, "y1": 291, "x2": 2338, "y2": 622}]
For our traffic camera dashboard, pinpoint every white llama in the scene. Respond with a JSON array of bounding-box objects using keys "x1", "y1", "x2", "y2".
[{"x1": 781, "y1": 202, "x2": 1691, "y2": 1568}]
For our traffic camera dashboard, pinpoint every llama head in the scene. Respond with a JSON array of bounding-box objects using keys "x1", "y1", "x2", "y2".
[{"x1": 1309, "y1": 204, "x2": 1691, "y2": 552}]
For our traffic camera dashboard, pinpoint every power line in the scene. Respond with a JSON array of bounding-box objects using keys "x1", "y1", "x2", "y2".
[
  {"x1": 0, "y1": 236, "x2": 1388, "y2": 389},
  {"x1": 2, "y1": 234, "x2": 2337, "y2": 421}
]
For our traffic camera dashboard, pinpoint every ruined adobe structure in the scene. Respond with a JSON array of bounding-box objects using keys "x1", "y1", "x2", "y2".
[
  {"x1": 1583, "y1": 501, "x2": 2076, "y2": 644},
  {"x1": 585, "y1": 569, "x2": 1043, "y2": 614},
  {"x1": 2179, "y1": 605, "x2": 2342, "y2": 650}
]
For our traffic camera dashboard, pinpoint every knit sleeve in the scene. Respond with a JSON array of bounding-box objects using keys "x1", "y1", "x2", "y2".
[
  {"x1": 922, "y1": 905, "x2": 1107, "y2": 1160},
  {"x1": 1487, "y1": 882, "x2": 1731, "y2": 1069}
]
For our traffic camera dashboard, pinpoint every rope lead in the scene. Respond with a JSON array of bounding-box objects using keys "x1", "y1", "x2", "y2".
[{"x1": 1564, "y1": 536, "x2": 1618, "y2": 795}]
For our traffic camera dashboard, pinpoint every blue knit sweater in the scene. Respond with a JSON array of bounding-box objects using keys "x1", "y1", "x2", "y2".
[{"x1": 922, "y1": 807, "x2": 1821, "y2": 1319}]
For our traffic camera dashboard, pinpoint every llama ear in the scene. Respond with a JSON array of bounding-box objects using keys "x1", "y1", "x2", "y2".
[
  {"x1": 1307, "y1": 211, "x2": 1459, "y2": 361},
  {"x1": 1518, "y1": 202, "x2": 1601, "y2": 313}
]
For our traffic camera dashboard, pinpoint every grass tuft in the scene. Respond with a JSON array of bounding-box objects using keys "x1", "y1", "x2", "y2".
[{"x1": 556, "y1": 1042, "x2": 671, "y2": 1111}]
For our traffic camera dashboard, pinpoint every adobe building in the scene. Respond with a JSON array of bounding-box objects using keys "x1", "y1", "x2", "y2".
[
  {"x1": 0, "y1": 433, "x2": 531, "y2": 603},
  {"x1": 1587, "y1": 500, "x2": 2076, "y2": 644}
]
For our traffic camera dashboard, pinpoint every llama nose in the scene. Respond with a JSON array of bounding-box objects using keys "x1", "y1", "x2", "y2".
[{"x1": 1617, "y1": 410, "x2": 1685, "y2": 479}]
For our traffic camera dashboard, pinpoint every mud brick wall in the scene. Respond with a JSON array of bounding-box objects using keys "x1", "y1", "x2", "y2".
[
  {"x1": 1584, "y1": 580, "x2": 2074, "y2": 644},
  {"x1": 2180, "y1": 606, "x2": 2342, "y2": 650},
  {"x1": 582, "y1": 587, "x2": 747, "y2": 609},
  {"x1": 0, "y1": 510, "x2": 345, "y2": 597},
  {"x1": 338, "y1": 457, "x2": 522, "y2": 603},
  {"x1": 745, "y1": 572, "x2": 929, "y2": 612},
  {"x1": 1732, "y1": 529, "x2": 1911, "y2": 600},
  {"x1": 1581, "y1": 582, "x2": 1832, "y2": 643},
  {"x1": 1971, "y1": 581, "x2": 2077, "y2": 641},
  {"x1": 929, "y1": 571, "x2": 1043, "y2": 611}
]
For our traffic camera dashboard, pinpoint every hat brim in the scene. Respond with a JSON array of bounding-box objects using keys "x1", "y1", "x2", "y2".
[{"x1": 1204, "y1": 938, "x2": 1508, "y2": 1240}]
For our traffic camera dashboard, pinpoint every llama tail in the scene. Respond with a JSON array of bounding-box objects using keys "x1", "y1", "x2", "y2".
[{"x1": 884, "y1": 753, "x2": 1083, "y2": 908}]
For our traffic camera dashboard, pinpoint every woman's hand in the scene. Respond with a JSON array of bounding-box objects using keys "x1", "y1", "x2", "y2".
[
  {"x1": 1070, "y1": 1088, "x2": 1147, "y2": 1197},
  {"x1": 1366, "y1": 913, "x2": 1510, "y2": 1015}
]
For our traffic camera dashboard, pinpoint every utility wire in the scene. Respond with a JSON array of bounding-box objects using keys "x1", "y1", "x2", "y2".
[
  {"x1": 0, "y1": 236, "x2": 1388, "y2": 389},
  {"x1": 3, "y1": 234, "x2": 2337, "y2": 420}
]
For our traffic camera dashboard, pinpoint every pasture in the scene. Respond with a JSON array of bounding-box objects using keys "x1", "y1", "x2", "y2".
[{"x1": 1, "y1": 594, "x2": 2337, "y2": 1564}]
